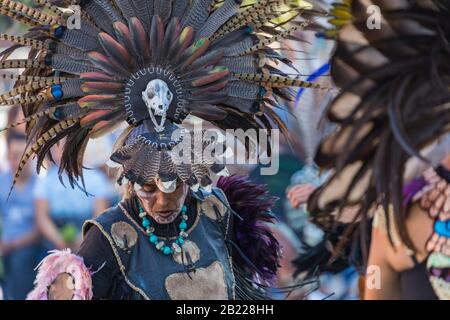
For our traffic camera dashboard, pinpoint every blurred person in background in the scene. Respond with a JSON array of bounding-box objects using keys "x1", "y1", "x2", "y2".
[
  {"x1": 268, "y1": 222, "x2": 305, "y2": 299},
  {"x1": 34, "y1": 140, "x2": 115, "y2": 252},
  {"x1": 248, "y1": 137, "x2": 308, "y2": 299},
  {"x1": 286, "y1": 164, "x2": 331, "y2": 241},
  {"x1": 249, "y1": 26, "x2": 337, "y2": 299},
  {"x1": 0, "y1": 131, "x2": 41, "y2": 300},
  {"x1": 85, "y1": 133, "x2": 122, "y2": 207},
  {"x1": 286, "y1": 165, "x2": 361, "y2": 300},
  {"x1": 0, "y1": 107, "x2": 27, "y2": 171}
]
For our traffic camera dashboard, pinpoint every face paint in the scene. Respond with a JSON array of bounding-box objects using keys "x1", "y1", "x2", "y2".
[{"x1": 133, "y1": 181, "x2": 189, "y2": 224}]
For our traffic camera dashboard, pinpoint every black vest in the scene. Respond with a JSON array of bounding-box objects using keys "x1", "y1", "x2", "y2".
[{"x1": 83, "y1": 188, "x2": 236, "y2": 300}]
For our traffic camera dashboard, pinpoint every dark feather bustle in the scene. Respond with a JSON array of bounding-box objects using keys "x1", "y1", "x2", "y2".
[{"x1": 217, "y1": 175, "x2": 281, "y2": 284}]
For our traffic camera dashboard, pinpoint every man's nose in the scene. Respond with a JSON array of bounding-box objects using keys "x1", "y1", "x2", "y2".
[{"x1": 155, "y1": 191, "x2": 172, "y2": 207}]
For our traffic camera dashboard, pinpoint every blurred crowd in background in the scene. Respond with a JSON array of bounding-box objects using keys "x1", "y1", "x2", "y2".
[{"x1": 0, "y1": 1, "x2": 358, "y2": 300}]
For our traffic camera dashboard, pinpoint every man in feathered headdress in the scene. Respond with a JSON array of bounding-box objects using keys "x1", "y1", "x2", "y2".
[{"x1": 0, "y1": 0, "x2": 329, "y2": 299}]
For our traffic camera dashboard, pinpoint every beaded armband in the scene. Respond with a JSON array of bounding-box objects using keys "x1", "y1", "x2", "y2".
[{"x1": 418, "y1": 169, "x2": 450, "y2": 299}]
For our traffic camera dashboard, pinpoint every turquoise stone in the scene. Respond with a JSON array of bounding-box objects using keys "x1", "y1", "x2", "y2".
[
  {"x1": 179, "y1": 221, "x2": 187, "y2": 230},
  {"x1": 142, "y1": 218, "x2": 150, "y2": 228},
  {"x1": 149, "y1": 234, "x2": 158, "y2": 243},
  {"x1": 177, "y1": 237, "x2": 185, "y2": 245},
  {"x1": 141, "y1": 204, "x2": 190, "y2": 256}
]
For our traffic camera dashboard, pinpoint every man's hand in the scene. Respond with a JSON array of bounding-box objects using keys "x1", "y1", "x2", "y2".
[
  {"x1": 48, "y1": 273, "x2": 75, "y2": 300},
  {"x1": 286, "y1": 184, "x2": 317, "y2": 209}
]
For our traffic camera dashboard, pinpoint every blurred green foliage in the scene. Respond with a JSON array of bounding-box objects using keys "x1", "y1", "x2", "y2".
[{"x1": 60, "y1": 224, "x2": 78, "y2": 244}]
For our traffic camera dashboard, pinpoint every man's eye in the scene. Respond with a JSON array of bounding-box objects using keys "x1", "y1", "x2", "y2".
[{"x1": 143, "y1": 185, "x2": 156, "y2": 192}]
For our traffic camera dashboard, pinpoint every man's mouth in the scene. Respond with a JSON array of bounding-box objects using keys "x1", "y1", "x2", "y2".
[{"x1": 155, "y1": 210, "x2": 177, "y2": 218}]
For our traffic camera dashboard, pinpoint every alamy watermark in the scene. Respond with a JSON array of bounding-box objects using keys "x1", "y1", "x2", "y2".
[
  {"x1": 366, "y1": 5, "x2": 382, "y2": 30},
  {"x1": 365, "y1": 265, "x2": 381, "y2": 290},
  {"x1": 169, "y1": 122, "x2": 280, "y2": 176},
  {"x1": 64, "y1": 5, "x2": 81, "y2": 30}
]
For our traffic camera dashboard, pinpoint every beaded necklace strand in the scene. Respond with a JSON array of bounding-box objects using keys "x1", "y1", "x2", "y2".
[{"x1": 138, "y1": 203, "x2": 189, "y2": 256}]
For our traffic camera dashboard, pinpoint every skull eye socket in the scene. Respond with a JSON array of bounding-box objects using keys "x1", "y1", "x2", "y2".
[
  {"x1": 147, "y1": 90, "x2": 155, "y2": 99},
  {"x1": 166, "y1": 91, "x2": 171, "y2": 100}
]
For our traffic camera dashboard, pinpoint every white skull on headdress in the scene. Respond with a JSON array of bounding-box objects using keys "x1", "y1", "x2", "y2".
[{"x1": 142, "y1": 79, "x2": 173, "y2": 132}]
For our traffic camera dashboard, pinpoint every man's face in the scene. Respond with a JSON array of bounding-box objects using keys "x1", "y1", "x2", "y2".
[{"x1": 133, "y1": 180, "x2": 189, "y2": 224}]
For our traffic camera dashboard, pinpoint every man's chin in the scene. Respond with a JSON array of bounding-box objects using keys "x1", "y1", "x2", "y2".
[{"x1": 153, "y1": 212, "x2": 179, "y2": 224}]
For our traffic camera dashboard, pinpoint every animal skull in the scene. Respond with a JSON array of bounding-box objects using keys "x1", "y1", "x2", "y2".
[{"x1": 142, "y1": 79, "x2": 173, "y2": 132}]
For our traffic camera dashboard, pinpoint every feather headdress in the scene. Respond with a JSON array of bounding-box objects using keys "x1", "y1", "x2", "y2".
[
  {"x1": 0, "y1": 0, "x2": 328, "y2": 193},
  {"x1": 309, "y1": 0, "x2": 450, "y2": 249}
]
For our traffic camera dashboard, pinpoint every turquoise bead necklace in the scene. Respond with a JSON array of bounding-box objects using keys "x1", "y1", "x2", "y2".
[{"x1": 138, "y1": 202, "x2": 189, "y2": 256}]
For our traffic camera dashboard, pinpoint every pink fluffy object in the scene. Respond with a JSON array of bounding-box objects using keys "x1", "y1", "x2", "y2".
[{"x1": 27, "y1": 249, "x2": 93, "y2": 300}]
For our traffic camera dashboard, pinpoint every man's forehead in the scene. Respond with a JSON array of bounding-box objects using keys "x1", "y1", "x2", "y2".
[{"x1": 141, "y1": 179, "x2": 182, "y2": 187}]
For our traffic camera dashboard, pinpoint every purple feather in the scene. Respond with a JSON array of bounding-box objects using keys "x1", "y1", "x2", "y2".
[
  {"x1": 402, "y1": 176, "x2": 427, "y2": 206},
  {"x1": 217, "y1": 175, "x2": 281, "y2": 285}
]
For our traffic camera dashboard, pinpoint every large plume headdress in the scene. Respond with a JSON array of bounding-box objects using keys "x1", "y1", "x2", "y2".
[
  {"x1": 309, "y1": 0, "x2": 450, "y2": 249},
  {"x1": 0, "y1": 0, "x2": 330, "y2": 193}
]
